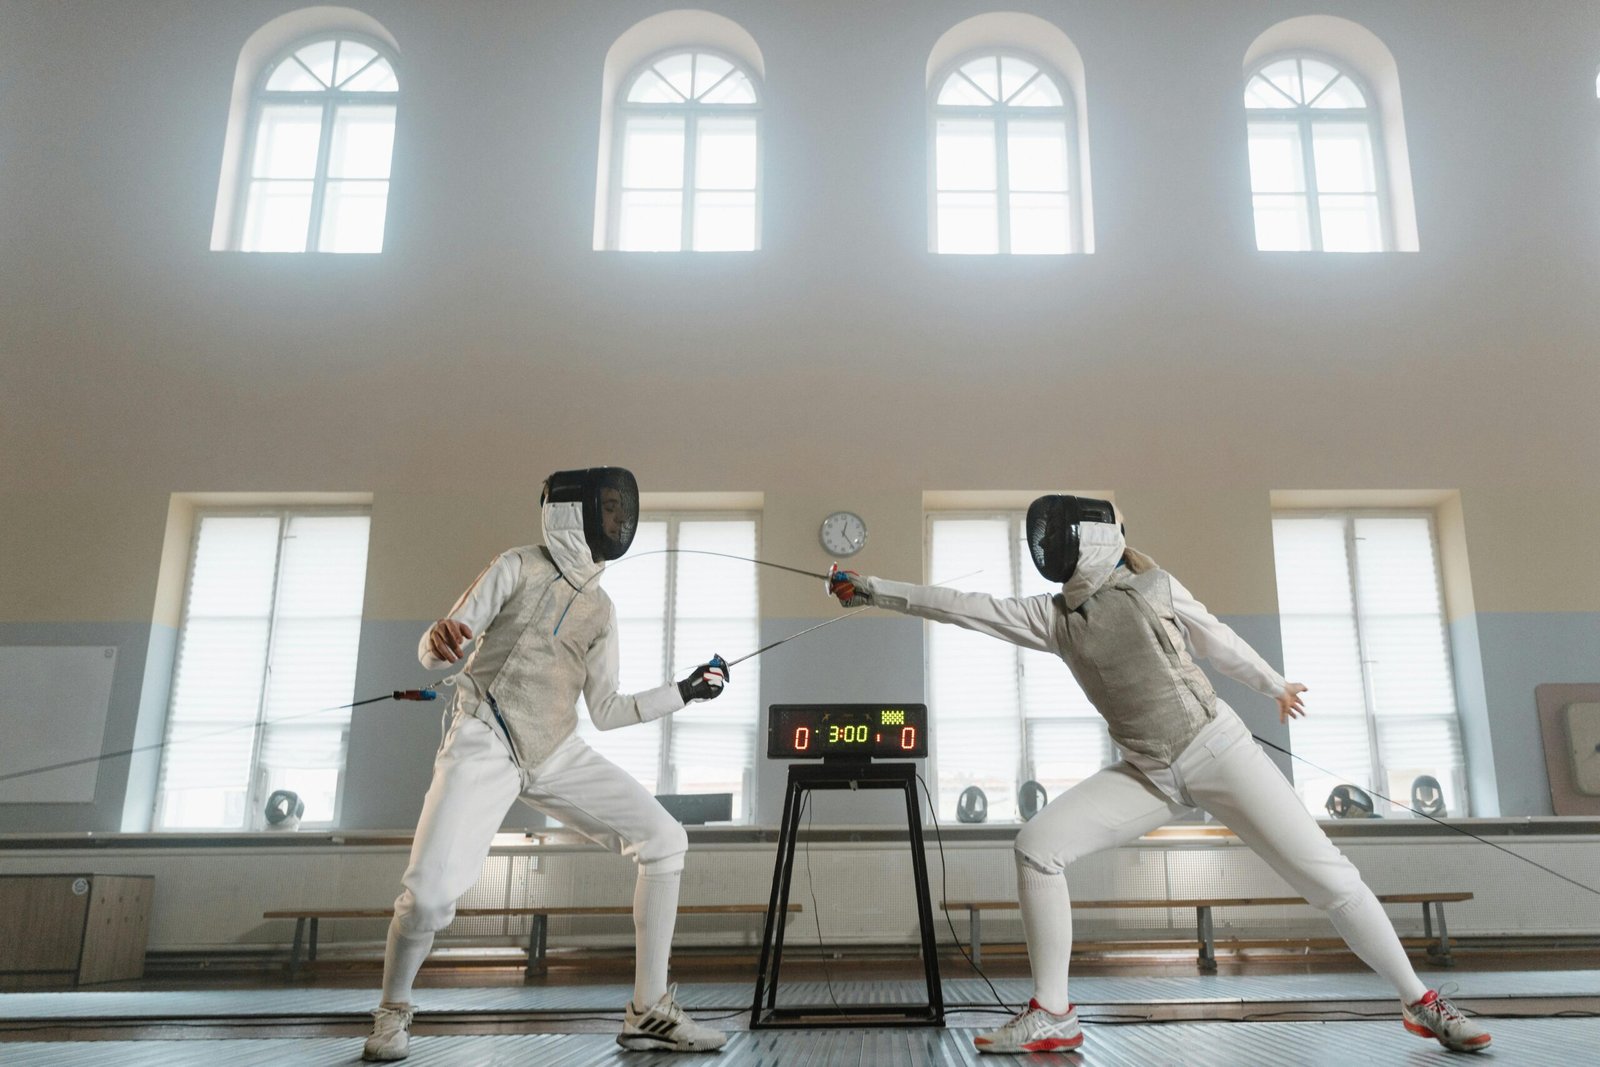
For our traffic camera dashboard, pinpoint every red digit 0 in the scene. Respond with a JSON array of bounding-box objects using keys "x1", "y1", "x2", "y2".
[
  {"x1": 796, "y1": 726, "x2": 810, "y2": 751},
  {"x1": 901, "y1": 726, "x2": 915, "y2": 750}
]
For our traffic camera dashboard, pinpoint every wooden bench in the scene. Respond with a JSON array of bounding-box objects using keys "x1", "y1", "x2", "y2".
[
  {"x1": 942, "y1": 892, "x2": 1473, "y2": 971},
  {"x1": 263, "y1": 903, "x2": 802, "y2": 979}
]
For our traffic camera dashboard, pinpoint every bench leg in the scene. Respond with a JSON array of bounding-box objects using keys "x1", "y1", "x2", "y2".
[
  {"x1": 970, "y1": 908, "x2": 982, "y2": 968},
  {"x1": 1426, "y1": 902, "x2": 1455, "y2": 967},
  {"x1": 288, "y1": 917, "x2": 305, "y2": 981},
  {"x1": 308, "y1": 917, "x2": 319, "y2": 965},
  {"x1": 1196, "y1": 906, "x2": 1217, "y2": 972},
  {"x1": 524, "y1": 915, "x2": 548, "y2": 979}
]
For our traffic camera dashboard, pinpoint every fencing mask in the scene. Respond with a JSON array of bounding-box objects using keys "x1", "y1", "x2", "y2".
[
  {"x1": 1026, "y1": 495, "x2": 1120, "y2": 583},
  {"x1": 1410, "y1": 775, "x2": 1447, "y2": 818},
  {"x1": 956, "y1": 785, "x2": 989, "y2": 824},
  {"x1": 542, "y1": 467, "x2": 640, "y2": 564},
  {"x1": 1325, "y1": 784, "x2": 1379, "y2": 819},
  {"x1": 265, "y1": 789, "x2": 304, "y2": 831}
]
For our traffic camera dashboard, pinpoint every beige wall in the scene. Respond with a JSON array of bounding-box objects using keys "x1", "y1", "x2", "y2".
[
  {"x1": 1458, "y1": 489, "x2": 1600, "y2": 614},
  {"x1": 2, "y1": 0, "x2": 1596, "y2": 635},
  {"x1": 2, "y1": 1, "x2": 1598, "y2": 825},
  {"x1": 0, "y1": 490, "x2": 171, "y2": 624},
  {"x1": 2, "y1": 1, "x2": 1597, "y2": 510}
]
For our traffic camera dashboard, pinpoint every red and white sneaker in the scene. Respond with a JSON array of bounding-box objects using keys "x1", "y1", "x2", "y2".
[
  {"x1": 1402, "y1": 988, "x2": 1492, "y2": 1052},
  {"x1": 973, "y1": 998, "x2": 1083, "y2": 1054}
]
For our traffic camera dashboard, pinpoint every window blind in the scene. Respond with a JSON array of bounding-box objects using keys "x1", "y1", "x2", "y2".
[
  {"x1": 578, "y1": 514, "x2": 760, "y2": 820},
  {"x1": 156, "y1": 510, "x2": 369, "y2": 829},
  {"x1": 927, "y1": 513, "x2": 1106, "y2": 821},
  {"x1": 1272, "y1": 512, "x2": 1465, "y2": 816}
]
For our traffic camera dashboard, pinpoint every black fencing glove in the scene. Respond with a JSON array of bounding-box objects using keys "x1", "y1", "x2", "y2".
[{"x1": 677, "y1": 656, "x2": 729, "y2": 704}]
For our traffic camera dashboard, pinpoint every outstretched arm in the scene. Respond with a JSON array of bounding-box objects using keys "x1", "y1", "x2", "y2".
[
  {"x1": 1168, "y1": 575, "x2": 1306, "y2": 722},
  {"x1": 835, "y1": 573, "x2": 1059, "y2": 654}
]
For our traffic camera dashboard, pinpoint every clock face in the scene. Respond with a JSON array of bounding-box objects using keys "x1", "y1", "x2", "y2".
[{"x1": 820, "y1": 511, "x2": 867, "y2": 557}]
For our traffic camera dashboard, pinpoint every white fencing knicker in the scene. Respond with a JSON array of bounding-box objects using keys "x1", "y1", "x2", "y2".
[
  {"x1": 1011, "y1": 705, "x2": 1429, "y2": 1012},
  {"x1": 381, "y1": 712, "x2": 687, "y2": 1010}
]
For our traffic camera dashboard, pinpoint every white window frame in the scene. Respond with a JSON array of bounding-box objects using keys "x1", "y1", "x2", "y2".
[
  {"x1": 924, "y1": 509, "x2": 1109, "y2": 822},
  {"x1": 653, "y1": 511, "x2": 756, "y2": 804},
  {"x1": 928, "y1": 48, "x2": 1080, "y2": 255},
  {"x1": 585, "y1": 509, "x2": 762, "y2": 822},
  {"x1": 1245, "y1": 51, "x2": 1392, "y2": 252},
  {"x1": 1273, "y1": 507, "x2": 1467, "y2": 814},
  {"x1": 233, "y1": 32, "x2": 400, "y2": 253},
  {"x1": 607, "y1": 48, "x2": 764, "y2": 252},
  {"x1": 155, "y1": 505, "x2": 370, "y2": 831}
]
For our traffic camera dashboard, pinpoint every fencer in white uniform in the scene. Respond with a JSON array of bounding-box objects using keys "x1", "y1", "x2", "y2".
[
  {"x1": 364, "y1": 467, "x2": 729, "y2": 1060},
  {"x1": 830, "y1": 497, "x2": 1490, "y2": 1055}
]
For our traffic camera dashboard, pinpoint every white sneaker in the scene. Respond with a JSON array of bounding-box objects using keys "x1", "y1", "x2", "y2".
[
  {"x1": 1402, "y1": 988, "x2": 1492, "y2": 1052},
  {"x1": 973, "y1": 998, "x2": 1084, "y2": 1054},
  {"x1": 362, "y1": 1002, "x2": 414, "y2": 1061},
  {"x1": 617, "y1": 984, "x2": 728, "y2": 1052}
]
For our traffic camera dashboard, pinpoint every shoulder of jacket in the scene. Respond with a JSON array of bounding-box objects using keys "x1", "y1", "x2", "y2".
[{"x1": 508, "y1": 545, "x2": 547, "y2": 567}]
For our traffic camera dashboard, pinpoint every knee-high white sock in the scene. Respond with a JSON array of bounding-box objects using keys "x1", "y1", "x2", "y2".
[
  {"x1": 381, "y1": 919, "x2": 435, "y2": 1006},
  {"x1": 632, "y1": 866, "x2": 682, "y2": 1010},
  {"x1": 1016, "y1": 855, "x2": 1073, "y2": 1014},
  {"x1": 1326, "y1": 885, "x2": 1428, "y2": 1003}
]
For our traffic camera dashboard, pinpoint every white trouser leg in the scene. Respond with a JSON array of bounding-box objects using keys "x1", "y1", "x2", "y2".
[
  {"x1": 1012, "y1": 762, "x2": 1186, "y2": 1013},
  {"x1": 381, "y1": 714, "x2": 522, "y2": 1005},
  {"x1": 1182, "y1": 710, "x2": 1428, "y2": 1002},
  {"x1": 630, "y1": 867, "x2": 683, "y2": 1008},
  {"x1": 519, "y1": 733, "x2": 689, "y2": 1009}
]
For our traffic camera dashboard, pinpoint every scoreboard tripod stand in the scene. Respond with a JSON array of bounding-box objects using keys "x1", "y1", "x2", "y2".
[{"x1": 749, "y1": 704, "x2": 944, "y2": 1030}]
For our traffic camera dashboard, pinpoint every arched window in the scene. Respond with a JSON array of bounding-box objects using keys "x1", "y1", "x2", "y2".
[
  {"x1": 609, "y1": 50, "x2": 761, "y2": 251},
  {"x1": 1245, "y1": 55, "x2": 1387, "y2": 251},
  {"x1": 931, "y1": 52, "x2": 1075, "y2": 254},
  {"x1": 236, "y1": 35, "x2": 398, "y2": 253}
]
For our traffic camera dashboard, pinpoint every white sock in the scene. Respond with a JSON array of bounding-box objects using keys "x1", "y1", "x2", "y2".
[
  {"x1": 380, "y1": 919, "x2": 434, "y2": 1006},
  {"x1": 1016, "y1": 855, "x2": 1072, "y2": 1014},
  {"x1": 1326, "y1": 886, "x2": 1428, "y2": 1003},
  {"x1": 632, "y1": 866, "x2": 682, "y2": 1010}
]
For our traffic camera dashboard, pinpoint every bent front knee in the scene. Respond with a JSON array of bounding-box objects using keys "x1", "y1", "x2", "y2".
[
  {"x1": 394, "y1": 889, "x2": 456, "y2": 935},
  {"x1": 1014, "y1": 828, "x2": 1065, "y2": 877},
  {"x1": 634, "y1": 818, "x2": 688, "y2": 875}
]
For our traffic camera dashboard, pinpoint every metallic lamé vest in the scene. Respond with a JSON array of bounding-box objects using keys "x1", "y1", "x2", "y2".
[
  {"x1": 455, "y1": 546, "x2": 610, "y2": 769},
  {"x1": 1053, "y1": 566, "x2": 1218, "y2": 765}
]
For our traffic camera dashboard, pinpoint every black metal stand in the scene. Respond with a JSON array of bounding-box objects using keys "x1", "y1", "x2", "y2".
[{"x1": 749, "y1": 760, "x2": 944, "y2": 1029}]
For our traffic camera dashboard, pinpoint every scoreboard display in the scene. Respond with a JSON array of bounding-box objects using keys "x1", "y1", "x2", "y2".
[{"x1": 767, "y1": 704, "x2": 928, "y2": 760}]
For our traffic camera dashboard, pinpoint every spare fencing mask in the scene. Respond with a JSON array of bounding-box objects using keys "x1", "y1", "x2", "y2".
[
  {"x1": 1410, "y1": 775, "x2": 1447, "y2": 818},
  {"x1": 1026, "y1": 495, "x2": 1120, "y2": 583},
  {"x1": 1325, "y1": 784, "x2": 1379, "y2": 819},
  {"x1": 542, "y1": 467, "x2": 640, "y2": 563}
]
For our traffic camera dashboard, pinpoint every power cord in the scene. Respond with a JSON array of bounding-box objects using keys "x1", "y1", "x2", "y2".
[
  {"x1": 915, "y1": 771, "x2": 1021, "y2": 1013},
  {"x1": 800, "y1": 790, "x2": 847, "y2": 1016},
  {"x1": 1253, "y1": 734, "x2": 1600, "y2": 899}
]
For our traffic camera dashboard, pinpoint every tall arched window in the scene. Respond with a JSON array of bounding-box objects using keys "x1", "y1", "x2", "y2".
[
  {"x1": 610, "y1": 50, "x2": 761, "y2": 251},
  {"x1": 1245, "y1": 55, "x2": 1386, "y2": 252},
  {"x1": 237, "y1": 35, "x2": 398, "y2": 253},
  {"x1": 932, "y1": 53, "x2": 1076, "y2": 254}
]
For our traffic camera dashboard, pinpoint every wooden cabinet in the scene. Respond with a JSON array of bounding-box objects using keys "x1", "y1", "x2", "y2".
[{"x1": 0, "y1": 875, "x2": 153, "y2": 987}]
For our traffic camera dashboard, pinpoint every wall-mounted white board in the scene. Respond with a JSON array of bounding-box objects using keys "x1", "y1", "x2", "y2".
[{"x1": 0, "y1": 646, "x2": 118, "y2": 803}]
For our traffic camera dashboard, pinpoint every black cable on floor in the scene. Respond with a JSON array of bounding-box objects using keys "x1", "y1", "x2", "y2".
[
  {"x1": 914, "y1": 771, "x2": 1020, "y2": 1014},
  {"x1": 800, "y1": 790, "x2": 847, "y2": 1016}
]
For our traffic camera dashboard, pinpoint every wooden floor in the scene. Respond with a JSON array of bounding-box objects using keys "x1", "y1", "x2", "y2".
[{"x1": 6, "y1": 953, "x2": 1593, "y2": 1062}]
